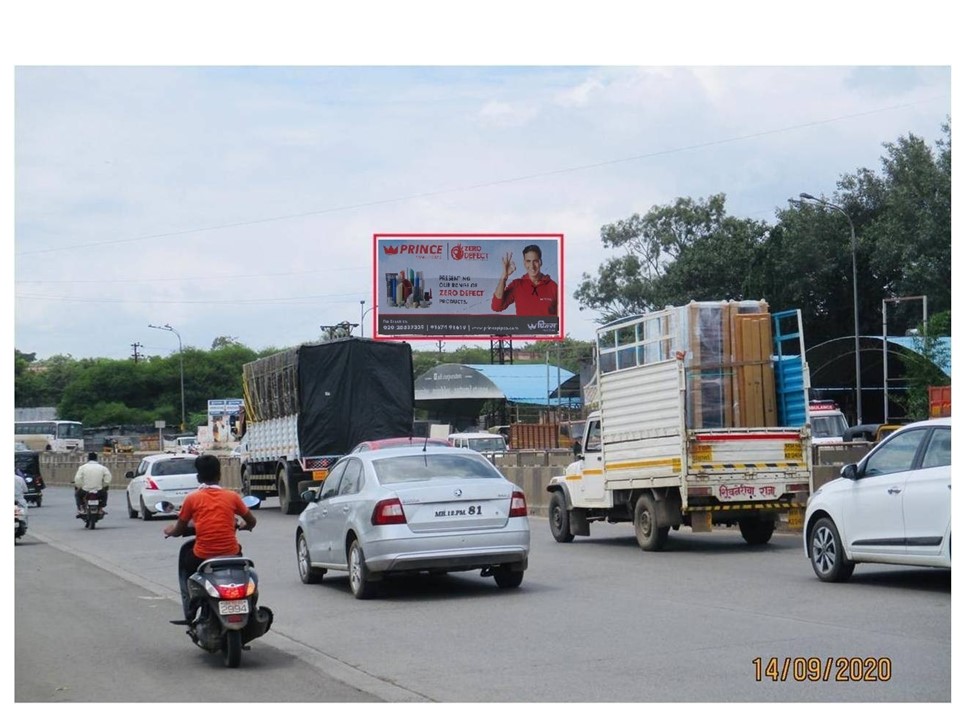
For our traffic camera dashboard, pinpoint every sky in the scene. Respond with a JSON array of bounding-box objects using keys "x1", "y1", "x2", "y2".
[{"x1": 5, "y1": 3, "x2": 956, "y2": 367}]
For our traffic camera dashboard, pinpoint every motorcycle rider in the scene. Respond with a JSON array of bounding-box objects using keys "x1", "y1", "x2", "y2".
[
  {"x1": 15, "y1": 471, "x2": 29, "y2": 510},
  {"x1": 73, "y1": 451, "x2": 112, "y2": 515},
  {"x1": 163, "y1": 454, "x2": 257, "y2": 624}
]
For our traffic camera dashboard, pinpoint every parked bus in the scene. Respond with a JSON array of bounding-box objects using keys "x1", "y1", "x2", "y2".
[{"x1": 14, "y1": 420, "x2": 84, "y2": 452}]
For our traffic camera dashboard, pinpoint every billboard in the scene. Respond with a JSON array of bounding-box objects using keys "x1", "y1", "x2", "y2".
[
  {"x1": 206, "y1": 398, "x2": 244, "y2": 444},
  {"x1": 373, "y1": 233, "x2": 564, "y2": 341}
]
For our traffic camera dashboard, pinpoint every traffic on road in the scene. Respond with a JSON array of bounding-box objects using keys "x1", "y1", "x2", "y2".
[{"x1": 15, "y1": 481, "x2": 951, "y2": 703}]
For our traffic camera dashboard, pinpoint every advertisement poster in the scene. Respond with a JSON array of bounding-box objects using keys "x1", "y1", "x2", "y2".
[
  {"x1": 373, "y1": 233, "x2": 564, "y2": 341},
  {"x1": 206, "y1": 398, "x2": 244, "y2": 444}
]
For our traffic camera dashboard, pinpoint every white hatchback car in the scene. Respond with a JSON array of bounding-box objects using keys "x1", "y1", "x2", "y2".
[
  {"x1": 125, "y1": 453, "x2": 200, "y2": 521},
  {"x1": 804, "y1": 418, "x2": 951, "y2": 582}
]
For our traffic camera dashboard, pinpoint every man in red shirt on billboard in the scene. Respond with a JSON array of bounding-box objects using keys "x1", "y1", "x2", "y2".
[{"x1": 490, "y1": 244, "x2": 558, "y2": 316}]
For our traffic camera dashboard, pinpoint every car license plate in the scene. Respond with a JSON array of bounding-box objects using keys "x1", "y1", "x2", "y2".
[
  {"x1": 433, "y1": 503, "x2": 485, "y2": 519},
  {"x1": 218, "y1": 599, "x2": 249, "y2": 615},
  {"x1": 87, "y1": 499, "x2": 100, "y2": 506}
]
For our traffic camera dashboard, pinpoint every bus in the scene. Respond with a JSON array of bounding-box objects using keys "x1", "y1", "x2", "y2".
[{"x1": 14, "y1": 420, "x2": 84, "y2": 452}]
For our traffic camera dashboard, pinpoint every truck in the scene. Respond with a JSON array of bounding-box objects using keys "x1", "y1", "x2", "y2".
[
  {"x1": 503, "y1": 420, "x2": 585, "y2": 450},
  {"x1": 238, "y1": 337, "x2": 415, "y2": 514},
  {"x1": 547, "y1": 301, "x2": 814, "y2": 551},
  {"x1": 928, "y1": 385, "x2": 951, "y2": 418}
]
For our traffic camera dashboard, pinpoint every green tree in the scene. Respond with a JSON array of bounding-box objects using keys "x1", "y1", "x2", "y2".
[
  {"x1": 575, "y1": 194, "x2": 770, "y2": 323},
  {"x1": 840, "y1": 122, "x2": 951, "y2": 318},
  {"x1": 902, "y1": 310, "x2": 951, "y2": 421}
]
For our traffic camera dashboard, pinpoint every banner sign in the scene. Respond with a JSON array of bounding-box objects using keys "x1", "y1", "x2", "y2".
[{"x1": 373, "y1": 233, "x2": 564, "y2": 341}]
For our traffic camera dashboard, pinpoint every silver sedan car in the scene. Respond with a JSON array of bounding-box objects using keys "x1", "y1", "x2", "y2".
[{"x1": 295, "y1": 445, "x2": 530, "y2": 598}]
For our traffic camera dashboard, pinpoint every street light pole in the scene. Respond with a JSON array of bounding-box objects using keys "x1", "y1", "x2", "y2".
[
  {"x1": 149, "y1": 323, "x2": 186, "y2": 431},
  {"x1": 797, "y1": 192, "x2": 862, "y2": 425},
  {"x1": 360, "y1": 302, "x2": 375, "y2": 338}
]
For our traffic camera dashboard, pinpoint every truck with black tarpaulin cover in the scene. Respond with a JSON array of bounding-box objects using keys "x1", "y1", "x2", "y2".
[{"x1": 239, "y1": 337, "x2": 415, "y2": 514}]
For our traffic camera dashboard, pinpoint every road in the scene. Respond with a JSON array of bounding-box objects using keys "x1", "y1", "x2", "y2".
[{"x1": 14, "y1": 487, "x2": 951, "y2": 704}]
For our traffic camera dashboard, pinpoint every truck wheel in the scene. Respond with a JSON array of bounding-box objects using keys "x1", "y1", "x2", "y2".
[
  {"x1": 548, "y1": 491, "x2": 574, "y2": 543},
  {"x1": 809, "y1": 517, "x2": 855, "y2": 582},
  {"x1": 634, "y1": 494, "x2": 666, "y2": 551},
  {"x1": 740, "y1": 518, "x2": 776, "y2": 545},
  {"x1": 277, "y1": 465, "x2": 303, "y2": 515}
]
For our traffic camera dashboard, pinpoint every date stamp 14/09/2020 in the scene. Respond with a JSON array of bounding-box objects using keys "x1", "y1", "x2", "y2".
[{"x1": 753, "y1": 657, "x2": 892, "y2": 683}]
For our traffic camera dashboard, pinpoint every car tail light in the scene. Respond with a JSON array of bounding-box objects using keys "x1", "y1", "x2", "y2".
[
  {"x1": 787, "y1": 483, "x2": 809, "y2": 492},
  {"x1": 509, "y1": 491, "x2": 528, "y2": 518},
  {"x1": 145, "y1": 477, "x2": 159, "y2": 490},
  {"x1": 372, "y1": 498, "x2": 407, "y2": 525}
]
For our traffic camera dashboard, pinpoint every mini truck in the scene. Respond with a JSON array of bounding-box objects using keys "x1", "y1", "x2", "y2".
[
  {"x1": 547, "y1": 302, "x2": 814, "y2": 550},
  {"x1": 239, "y1": 337, "x2": 416, "y2": 514}
]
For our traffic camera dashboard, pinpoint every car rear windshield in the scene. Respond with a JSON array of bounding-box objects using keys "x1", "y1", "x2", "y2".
[
  {"x1": 372, "y1": 453, "x2": 502, "y2": 484},
  {"x1": 153, "y1": 458, "x2": 199, "y2": 476},
  {"x1": 467, "y1": 437, "x2": 507, "y2": 452}
]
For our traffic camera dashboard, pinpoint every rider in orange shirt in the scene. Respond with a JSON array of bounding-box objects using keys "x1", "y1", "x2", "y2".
[{"x1": 163, "y1": 454, "x2": 256, "y2": 624}]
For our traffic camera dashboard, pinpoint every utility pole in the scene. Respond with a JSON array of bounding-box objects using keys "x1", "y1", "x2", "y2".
[{"x1": 131, "y1": 342, "x2": 143, "y2": 363}]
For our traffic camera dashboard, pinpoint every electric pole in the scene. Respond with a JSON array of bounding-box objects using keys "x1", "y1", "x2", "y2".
[{"x1": 131, "y1": 342, "x2": 143, "y2": 363}]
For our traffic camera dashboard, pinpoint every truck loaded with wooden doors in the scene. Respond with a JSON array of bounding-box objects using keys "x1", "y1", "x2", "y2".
[
  {"x1": 238, "y1": 337, "x2": 415, "y2": 514},
  {"x1": 547, "y1": 301, "x2": 814, "y2": 550}
]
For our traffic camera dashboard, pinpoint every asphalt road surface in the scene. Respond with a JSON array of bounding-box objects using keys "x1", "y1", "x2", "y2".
[{"x1": 14, "y1": 487, "x2": 952, "y2": 705}]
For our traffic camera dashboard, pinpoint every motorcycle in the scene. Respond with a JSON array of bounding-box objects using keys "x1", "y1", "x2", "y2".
[
  {"x1": 78, "y1": 488, "x2": 106, "y2": 529},
  {"x1": 15, "y1": 502, "x2": 28, "y2": 542},
  {"x1": 21, "y1": 474, "x2": 44, "y2": 507},
  {"x1": 159, "y1": 496, "x2": 273, "y2": 668}
]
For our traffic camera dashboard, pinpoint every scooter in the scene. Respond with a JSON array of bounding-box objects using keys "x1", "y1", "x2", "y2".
[
  {"x1": 160, "y1": 497, "x2": 273, "y2": 668},
  {"x1": 78, "y1": 489, "x2": 106, "y2": 529},
  {"x1": 15, "y1": 502, "x2": 28, "y2": 542}
]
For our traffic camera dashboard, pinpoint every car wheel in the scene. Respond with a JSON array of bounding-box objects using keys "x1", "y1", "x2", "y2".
[
  {"x1": 297, "y1": 531, "x2": 326, "y2": 584},
  {"x1": 740, "y1": 518, "x2": 776, "y2": 545},
  {"x1": 348, "y1": 540, "x2": 378, "y2": 599},
  {"x1": 493, "y1": 566, "x2": 524, "y2": 589},
  {"x1": 140, "y1": 497, "x2": 154, "y2": 521},
  {"x1": 810, "y1": 516, "x2": 855, "y2": 582},
  {"x1": 127, "y1": 493, "x2": 139, "y2": 519},
  {"x1": 548, "y1": 491, "x2": 574, "y2": 543},
  {"x1": 634, "y1": 494, "x2": 666, "y2": 551}
]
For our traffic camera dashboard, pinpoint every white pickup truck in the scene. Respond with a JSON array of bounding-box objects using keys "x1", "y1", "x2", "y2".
[{"x1": 547, "y1": 305, "x2": 813, "y2": 551}]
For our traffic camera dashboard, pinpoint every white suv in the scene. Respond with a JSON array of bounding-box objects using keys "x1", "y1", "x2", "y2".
[{"x1": 803, "y1": 418, "x2": 952, "y2": 582}]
